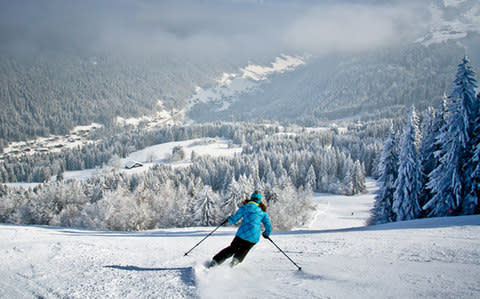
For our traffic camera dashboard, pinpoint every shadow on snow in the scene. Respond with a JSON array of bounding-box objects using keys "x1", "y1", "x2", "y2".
[{"x1": 104, "y1": 265, "x2": 196, "y2": 286}]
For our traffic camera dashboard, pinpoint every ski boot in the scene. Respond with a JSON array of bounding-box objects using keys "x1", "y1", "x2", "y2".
[
  {"x1": 207, "y1": 259, "x2": 218, "y2": 268},
  {"x1": 230, "y1": 257, "x2": 240, "y2": 268}
]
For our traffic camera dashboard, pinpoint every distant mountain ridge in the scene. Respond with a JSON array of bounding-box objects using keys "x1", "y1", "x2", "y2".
[
  {"x1": 417, "y1": 0, "x2": 480, "y2": 46},
  {"x1": 1, "y1": 0, "x2": 479, "y2": 148},
  {"x1": 187, "y1": 0, "x2": 479, "y2": 124},
  {"x1": 187, "y1": 42, "x2": 468, "y2": 124}
]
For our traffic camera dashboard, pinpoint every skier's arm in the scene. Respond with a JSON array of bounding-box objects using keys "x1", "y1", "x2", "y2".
[
  {"x1": 261, "y1": 213, "x2": 272, "y2": 237},
  {"x1": 228, "y1": 206, "x2": 244, "y2": 224}
]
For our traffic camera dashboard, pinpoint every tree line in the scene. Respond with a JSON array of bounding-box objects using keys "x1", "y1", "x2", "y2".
[
  {"x1": 0, "y1": 121, "x2": 377, "y2": 231},
  {"x1": 0, "y1": 122, "x2": 381, "y2": 186},
  {"x1": 371, "y1": 57, "x2": 480, "y2": 224},
  {"x1": 0, "y1": 123, "x2": 261, "y2": 183}
]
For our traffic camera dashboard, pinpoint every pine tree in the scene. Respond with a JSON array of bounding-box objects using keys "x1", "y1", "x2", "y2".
[
  {"x1": 372, "y1": 124, "x2": 398, "y2": 224},
  {"x1": 463, "y1": 91, "x2": 480, "y2": 214},
  {"x1": 417, "y1": 102, "x2": 445, "y2": 213},
  {"x1": 455, "y1": 56, "x2": 478, "y2": 214},
  {"x1": 352, "y1": 160, "x2": 366, "y2": 194},
  {"x1": 458, "y1": 58, "x2": 480, "y2": 214},
  {"x1": 221, "y1": 175, "x2": 244, "y2": 217},
  {"x1": 305, "y1": 164, "x2": 317, "y2": 191},
  {"x1": 194, "y1": 185, "x2": 220, "y2": 226},
  {"x1": 237, "y1": 173, "x2": 254, "y2": 197},
  {"x1": 467, "y1": 137, "x2": 480, "y2": 214},
  {"x1": 392, "y1": 106, "x2": 421, "y2": 221},
  {"x1": 425, "y1": 57, "x2": 476, "y2": 216},
  {"x1": 456, "y1": 57, "x2": 479, "y2": 132}
]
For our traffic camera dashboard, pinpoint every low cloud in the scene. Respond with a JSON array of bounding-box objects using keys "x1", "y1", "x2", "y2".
[
  {"x1": 284, "y1": 3, "x2": 427, "y2": 54},
  {"x1": 0, "y1": 0, "x2": 431, "y2": 59}
]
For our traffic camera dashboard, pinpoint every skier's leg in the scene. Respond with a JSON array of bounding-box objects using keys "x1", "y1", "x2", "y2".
[
  {"x1": 232, "y1": 238, "x2": 255, "y2": 264},
  {"x1": 212, "y1": 237, "x2": 243, "y2": 264}
]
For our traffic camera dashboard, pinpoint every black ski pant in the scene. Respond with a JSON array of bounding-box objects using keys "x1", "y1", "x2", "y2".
[{"x1": 213, "y1": 236, "x2": 256, "y2": 264}]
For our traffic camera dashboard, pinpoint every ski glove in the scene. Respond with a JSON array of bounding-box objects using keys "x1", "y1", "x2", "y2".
[{"x1": 262, "y1": 232, "x2": 270, "y2": 239}]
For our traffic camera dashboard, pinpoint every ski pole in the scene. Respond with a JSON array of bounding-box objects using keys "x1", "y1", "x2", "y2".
[
  {"x1": 184, "y1": 218, "x2": 229, "y2": 256},
  {"x1": 266, "y1": 236, "x2": 302, "y2": 271}
]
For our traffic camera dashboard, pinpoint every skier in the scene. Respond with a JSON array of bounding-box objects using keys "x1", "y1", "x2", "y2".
[{"x1": 208, "y1": 190, "x2": 272, "y2": 268}]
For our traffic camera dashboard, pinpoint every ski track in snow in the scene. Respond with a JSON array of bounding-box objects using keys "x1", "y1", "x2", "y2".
[{"x1": 1, "y1": 179, "x2": 480, "y2": 298}]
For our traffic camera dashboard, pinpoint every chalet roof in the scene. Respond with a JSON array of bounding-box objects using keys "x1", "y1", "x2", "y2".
[{"x1": 125, "y1": 160, "x2": 143, "y2": 169}]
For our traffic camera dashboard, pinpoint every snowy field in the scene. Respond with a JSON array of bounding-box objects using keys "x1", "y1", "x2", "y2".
[
  {"x1": 63, "y1": 137, "x2": 242, "y2": 180},
  {"x1": 4, "y1": 137, "x2": 242, "y2": 190},
  {"x1": 1, "y1": 180, "x2": 480, "y2": 298}
]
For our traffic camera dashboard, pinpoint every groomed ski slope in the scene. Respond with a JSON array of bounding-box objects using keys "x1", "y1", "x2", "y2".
[{"x1": 1, "y1": 179, "x2": 479, "y2": 298}]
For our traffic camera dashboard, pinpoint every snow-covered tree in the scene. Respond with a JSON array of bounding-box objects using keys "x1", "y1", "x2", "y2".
[
  {"x1": 425, "y1": 57, "x2": 476, "y2": 216},
  {"x1": 221, "y1": 175, "x2": 244, "y2": 217},
  {"x1": 269, "y1": 177, "x2": 312, "y2": 230},
  {"x1": 392, "y1": 106, "x2": 421, "y2": 221},
  {"x1": 237, "y1": 173, "x2": 254, "y2": 197},
  {"x1": 91, "y1": 185, "x2": 149, "y2": 231},
  {"x1": 194, "y1": 185, "x2": 221, "y2": 226},
  {"x1": 463, "y1": 91, "x2": 480, "y2": 214},
  {"x1": 372, "y1": 124, "x2": 398, "y2": 224},
  {"x1": 341, "y1": 159, "x2": 355, "y2": 195},
  {"x1": 417, "y1": 100, "x2": 447, "y2": 211},
  {"x1": 457, "y1": 57, "x2": 479, "y2": 133},
  {"x1": 466, "y1": 136, "x2": 480, "y2": 214},
  {"x1": 171, "y1": 145, "x2": 186, "y2": 161},
  {"x1": 305, "y1": 164, "x2": 316, "y2": 191},
  {"x1": 352, "y1": 160, "x2": 366, "y2": 195}
]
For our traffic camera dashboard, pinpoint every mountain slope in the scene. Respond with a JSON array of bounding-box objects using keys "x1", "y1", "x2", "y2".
[
  {"x1": 188, "y1": 0, "x2": 480, "y2": 124},
  {"x1": 0, "y1": 53, "x2": 227, "y2": 142},
  {"x1": 188, "y1": 42, "x2": 469, "y2": 124},
  {"x1": 1, "y1": 179, "x2": 479, "y2": 298}
]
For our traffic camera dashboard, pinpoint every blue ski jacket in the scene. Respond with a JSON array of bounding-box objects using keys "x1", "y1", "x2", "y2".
[{"x1": 228, "y1": 201, "x2": 272, "y2": 244}]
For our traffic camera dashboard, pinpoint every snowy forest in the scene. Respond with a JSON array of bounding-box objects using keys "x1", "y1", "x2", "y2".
[
  {"x1": 0, "y1": 53, "x2": 230, "y2": 146},
  {"x1": 0, "y1": 120, "x2": 382, "y2": 231},
  {"x1": 372, "y1": 57, "x2": 480, "y2": 223},
  {"x1": 0, "y1": 122, "x2": 381, "y2": 184}
]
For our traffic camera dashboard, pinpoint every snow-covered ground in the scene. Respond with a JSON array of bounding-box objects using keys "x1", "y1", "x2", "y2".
[
  {"x1": 59, "y1": 137, "x2": 242, "y2": 181},
  {"x1": 1, "y1": 179, "x2": 479, "y2": 298}
]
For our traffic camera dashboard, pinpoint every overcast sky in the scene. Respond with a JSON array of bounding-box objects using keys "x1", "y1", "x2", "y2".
[{"x1": 0, "y1": 0, "x2": 437, "y2": 59}]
